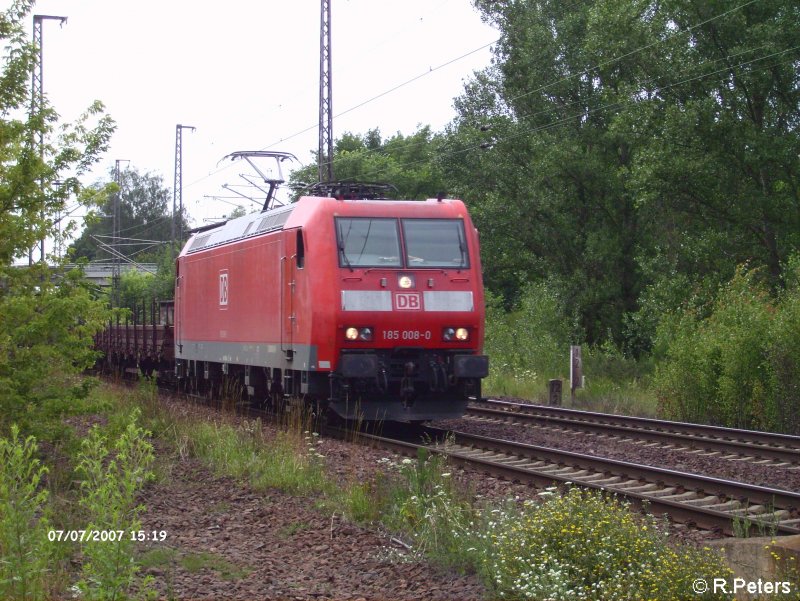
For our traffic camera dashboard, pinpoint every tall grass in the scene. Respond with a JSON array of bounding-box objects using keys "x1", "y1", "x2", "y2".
[
  {"x1": 483, "y1": 284, "x2": 661, "y2": 416},
  {"x1": 0, "y1": 426, "x2": 52, "y2": 601},
  {"x1": 379, "y1": 448, "x2": 474, "y2": 566},
  {"x1": 183, "y1": 414, "x2": 329, "y2": 496},
  {"x1": 74, "y1": 409, "x2": 155, "y2": 600}
]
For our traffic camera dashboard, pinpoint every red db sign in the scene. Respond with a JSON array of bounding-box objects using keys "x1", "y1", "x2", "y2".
[{"x1": 394, "y1": 293, "x2": 421, "y2": 310}]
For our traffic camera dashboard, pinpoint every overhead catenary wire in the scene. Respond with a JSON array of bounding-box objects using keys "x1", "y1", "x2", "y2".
[
  {"x1": 272, "y1": 0, "x2": 780, "y2": 179},
  {"x1": 176, "y1": 0, "x2": 791, "y2": 221},
  {"x1": 350, "y1": 46, "x2": 800, "y2": 183},
  {"x1": 182, "y1": 39, "x2": 499, "y2": 193}
]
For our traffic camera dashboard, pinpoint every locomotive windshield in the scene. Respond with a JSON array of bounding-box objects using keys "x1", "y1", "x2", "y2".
[
  {"x1": 402, "y1": 219, "x2": 469, "y2": 268},
  {"x1": 336, "y1": 218, "x2": 402, "y2": 267},
  {"x1": 336, "y1": 217, "x2": 469, "y2": 269}
]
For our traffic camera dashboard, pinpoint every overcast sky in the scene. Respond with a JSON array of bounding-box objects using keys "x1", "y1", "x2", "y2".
[{"x1": 18, "y1": 0, "x2": 497, "y2": 239}]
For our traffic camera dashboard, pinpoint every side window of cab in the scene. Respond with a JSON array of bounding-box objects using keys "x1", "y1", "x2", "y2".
[{"x1": 296, "y1": 229, "x2": 305, "y2": 269}]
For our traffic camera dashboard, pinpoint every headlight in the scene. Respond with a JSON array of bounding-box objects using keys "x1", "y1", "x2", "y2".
[
  {"x1": 398, "y1": 274, "x2": 415, "y2": 289},
  {"x1": 345, "y1": 326, "x2": 373, "y2": 341},
  {"x1": 443, "y1": 327, "x2": 470, "y2": 342}
]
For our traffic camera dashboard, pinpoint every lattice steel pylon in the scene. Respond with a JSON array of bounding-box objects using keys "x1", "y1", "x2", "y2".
[
  {"x1": 172, "y1": 124, "x2": 195, "y2": 259},
  {"x1": 111, "y1": 159, "x2": 129, "y2": 305},
  {"x1": 29, "y1": 14, "x2": 67, "y2": 265},
  {"x1": 318, "y1": 0, "x2": 333, "y2": 183}
]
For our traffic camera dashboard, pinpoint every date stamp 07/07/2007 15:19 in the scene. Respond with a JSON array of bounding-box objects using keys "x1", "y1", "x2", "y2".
[{"x1": 47, "y1": 530, "x2": 167, "y2": 543}]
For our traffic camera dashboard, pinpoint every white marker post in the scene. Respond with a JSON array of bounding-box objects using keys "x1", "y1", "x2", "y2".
[{"x1": 570, "y1": 345, "x2": 582, "y2": 403}]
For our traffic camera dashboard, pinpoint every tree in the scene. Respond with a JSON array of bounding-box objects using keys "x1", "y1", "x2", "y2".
[
  {"x1": 440, "y1": 0, "x2": 799, "y2": 353},
  {"x1": 443, "y1": 0, "x2": 643, "y2": 347},
  {"x1": 0, "y1": 0, "x2": 115, "y2": 427},
  {"x1": 289, "y1": 127, "x2": 447, "y2": 199},
  {"x1": 69, "y1": 166, "x2": 189, "y2": 263}
]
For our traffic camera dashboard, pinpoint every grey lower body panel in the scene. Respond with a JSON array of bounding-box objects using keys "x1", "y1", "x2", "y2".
[{"x1": 176, "y1": 339, "x2": 318, "y2": 372}]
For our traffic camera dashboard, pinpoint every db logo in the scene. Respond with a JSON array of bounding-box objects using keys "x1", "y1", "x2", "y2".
[
  {"x1": 219, "y1": 271, "x2": 229, "y2": 307},
  {"x1": 394, "y1": 292, "x2": 421, "y2": 310}
]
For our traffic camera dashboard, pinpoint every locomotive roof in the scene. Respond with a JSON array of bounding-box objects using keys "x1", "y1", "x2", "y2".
[{"x1": 182, "y1": 195, "x2": 466, "y2": 255}]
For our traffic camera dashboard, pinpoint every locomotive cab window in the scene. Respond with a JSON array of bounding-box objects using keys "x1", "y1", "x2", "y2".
[
  {"x1": 401, "y1": 219, "x2": 470, "y2": 268},
  {"x1": 296, "y1": 229, "x2": 305, "y2": 269},
  {"x1": 336, "y1": 217, "x2": 401, "y2": 267}
]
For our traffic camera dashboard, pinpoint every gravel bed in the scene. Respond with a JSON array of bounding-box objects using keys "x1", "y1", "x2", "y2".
[
  {"x1": 431, "y1": 414, "x2": 800, "y2": 492},
  {"x1": 134, "y1": 400, "x2": 485, "y2": 600},
  {"x1": 137, "y1": 454, "x2": 486, "y2": 600},
  {"x1": 133, "y1": 397, "x2": 732, "y2": 599}
]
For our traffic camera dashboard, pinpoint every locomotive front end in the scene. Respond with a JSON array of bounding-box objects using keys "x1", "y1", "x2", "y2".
[{"x1": 328, "y1": 200, "x2": 488, "y2": 422}]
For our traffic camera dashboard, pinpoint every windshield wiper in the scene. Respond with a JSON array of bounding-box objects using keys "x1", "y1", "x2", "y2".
[
  {"x1": 456, "y1": 225, "x2": 467, "y2": 268},
  {"x1": 339, "y1": 244, "x2": 354, "y2": 272}
]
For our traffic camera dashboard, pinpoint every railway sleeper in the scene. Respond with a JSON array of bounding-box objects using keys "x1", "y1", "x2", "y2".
[
  {"x1": 527, "y1": 464, "x2": 563, "y2": 474},
  {"x1": 706, "y1": 500, "x2": 744, "y2": 511},
  {"x1": 729, "y1": 505, "x2": 768, "y2": 517},
  {"x1": 545, "y1": 466, "x2": 583, "y2": 476},
  {"x1": 517, "y1": 461, "x2": 549, "y2": 469},
  {"x1": 580, "y1": 475, "x2": 624, "y2": 486},
  {"x1": 768, "y1": 509, "x2": 792, "y2": 521},
  {"x1": 660, "y1": 491, "x2": 700, "y2": 501},
  {"x1": 469, "y1": 450, "x2": 505, "y2": 460},
  {"x1": 683, "y1": 495, "x2": 722, "y2": 507},
  {"x1": 559, "y1": 469, "x2": 591, "y2": 479},
  {"x1": 619, "y1": 482, "x2": 661, "y2": 493},
  {"x1": 503, "y1": 457, "x2": 539, "y2": 467},
  {"x1": 647, "y1": 487, "x2": 678, "y2": 497},
  {"x1": 611, "y1": 479, "x2": 647, "y2": 490}
]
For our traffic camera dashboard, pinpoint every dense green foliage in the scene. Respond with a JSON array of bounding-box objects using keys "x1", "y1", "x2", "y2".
[
  {"x1": 0, "y1": 398, "x2": 154, "y2": 600},
  {"x1": 654, "y1": 264, "x2": 800, "y2": 433},
  {"x1": 443, "y1": 0, "x2": 800, "y2": 353},
  {"x1": 289, "y1": 127, "x2": 447, "y2": 199},
  {"x1": 467, "y1": 487, "x2": 733, "y2": 600},
  {"x1": 0, "y1": 426, "x2": 52, "y2": 601},
  {"x1": 69, "y1": 167, "x2": 188, "y2": 265},
  {"x1": 0, "y1": 1, "x2": 115, "y2": 430},
  {"x1": 75, "y1": 411, "x2": 155, "y2": 600}
]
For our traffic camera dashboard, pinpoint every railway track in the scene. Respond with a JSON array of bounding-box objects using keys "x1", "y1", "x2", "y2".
[
  {"x1": 146, "y1": 379, "x2": 800, "y2": 536},
  {"x1": 356, "y1": 426, "x2": 800, "y2": 536},
  {"x1": 465, "y1": 399, "x2": 800, "y2": 467}
]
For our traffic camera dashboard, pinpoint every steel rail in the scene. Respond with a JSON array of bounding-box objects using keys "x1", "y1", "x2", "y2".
[
  {"x1": 351, "y1": 427, "x2": 800, "y2": 536},
  {"x1": 467, "y1": 399, "x2": 800, "y2": 465}
]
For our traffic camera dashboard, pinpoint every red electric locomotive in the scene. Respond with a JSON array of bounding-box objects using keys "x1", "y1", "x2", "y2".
[{"x1": 174, "y1": 183, "x2": 489, "y2": 422}]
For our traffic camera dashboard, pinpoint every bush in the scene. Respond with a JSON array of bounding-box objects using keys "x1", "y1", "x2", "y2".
[
  {"x1": 75, "y1": 409, "x2": 155, "y2": 600},
  {"x1": 484, "y1": 283, "x2": 573, "y2": 395},
  {"x1": 0, "y1": 426, "x2": 52, "y2": 601},
  {"x1": 654, "y1": 264, "x2": 800, "y2": 433},
  {"x1": 466, "y1": 487, "x2": 733, "y2": 600}
]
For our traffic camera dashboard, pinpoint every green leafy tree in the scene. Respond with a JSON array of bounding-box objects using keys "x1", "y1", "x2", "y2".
[
  {"x1": 69, "y1": 166, "x2": 188, "y2": 263},
  {"x1": 0, "y1": 0, "x2": 115, "y2": 426},
  {"x1": 441, "y1": 0, "x2": 799, "y2": 355},
  {"x1": 289, "y1": 127, "x2": 447, "y2": 199}
]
